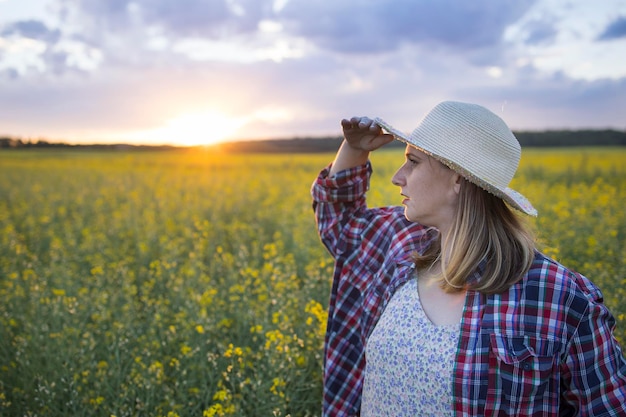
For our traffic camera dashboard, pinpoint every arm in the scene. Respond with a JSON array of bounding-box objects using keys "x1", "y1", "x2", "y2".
[
  {"x1": 312, "y1": 117, "x2": 394, "y2": 258},
  {"x1": 560, "y1": 287, "x2": 626, "y2": 414}
]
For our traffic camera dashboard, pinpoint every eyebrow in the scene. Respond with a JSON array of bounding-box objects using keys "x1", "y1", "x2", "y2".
[{"x1": 405, "y1": 149, "x2": 424, "y2": 159}]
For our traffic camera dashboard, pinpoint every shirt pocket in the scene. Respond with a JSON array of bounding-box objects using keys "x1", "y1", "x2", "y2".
[{"x1": 488, "y1": 333, "x2": 562, "y2": 403}]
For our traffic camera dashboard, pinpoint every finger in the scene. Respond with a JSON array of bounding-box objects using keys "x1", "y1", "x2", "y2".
[
  {"x1": 342, "y1": 117, "x2": 367, "y2": 131},
  {"x1": 380, "y1": 133, "x2": 394, "y2": 143},
  {"x1": 350, "y1": 116, "x2": 363, "y2": 124},
  {"x1": 368, "y1": 122, "x2": 382, "y2": 133},
  {"x1": 371, "y1": 133, "x2": 394, "y2": 148},
  {"x1": 342, "y1": 117, "x2": 363, "y2": 129},
  {"x1": 357, "y1": 117, "x2": 373, "y2": 129}
]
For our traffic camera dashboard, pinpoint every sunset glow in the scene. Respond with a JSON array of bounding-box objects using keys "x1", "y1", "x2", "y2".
[{"x1": 129, "y1": 110, "x2": 246, "y2": 146}]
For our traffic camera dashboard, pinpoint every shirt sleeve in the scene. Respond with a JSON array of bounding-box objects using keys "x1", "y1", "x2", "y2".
[
  {"x1": 311, "y1": 162, "x2": 373, "y2": 259},
  {"x1": 560, "y1": 274, "x2": 626, "y2": 415}
]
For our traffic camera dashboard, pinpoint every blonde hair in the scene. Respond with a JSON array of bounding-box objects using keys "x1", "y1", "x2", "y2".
[{"x1": 413, "y1": 179, "x2": 536, "y2": 294}]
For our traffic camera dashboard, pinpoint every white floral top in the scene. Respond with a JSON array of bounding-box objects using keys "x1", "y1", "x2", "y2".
[{"x1": 361, "y1": 278, "x2": 460, "y2": 417}]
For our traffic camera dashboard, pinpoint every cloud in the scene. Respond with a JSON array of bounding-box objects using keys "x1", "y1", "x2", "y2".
[
  {"x1": 0, "y1": 17, "x2": 103, "y2": 76},
  {"x1": 597, "y1": 16, "x2": 626, "y2": 41},
  {"x1": 521, "y1": 19, "x2": 557, "y2": 45},
  {"x1": 466, "y1": 72, "x2": 626, "y2": 130},
  {"x1": 279, "y1": 0, "x2": 536, "y2": 53},
  {"x1": 1, "y1": 19, "x2": 61, "y2": 42},
  {"x1": 31, "y1": 0, "x2": 293, "y2": 70},
  {"x1": 60, "y1": 0, "x2": 538, "y2": 61},
  {"x1": 68, "y1": 0, "x2": 273, "y2": 38}
]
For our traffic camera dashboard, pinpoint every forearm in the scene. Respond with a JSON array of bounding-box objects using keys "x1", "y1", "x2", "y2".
[
  {"x1": 562, "y1": 296, "x2": 626, "y2": 413},
  {"x1": 329, "y1": 140, "x2": 370, "y2": 177}
]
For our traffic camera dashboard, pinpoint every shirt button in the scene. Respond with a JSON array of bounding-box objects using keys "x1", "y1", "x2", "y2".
[{"x1": 522, "y1": 362, "x2": 532, "y2": 370}]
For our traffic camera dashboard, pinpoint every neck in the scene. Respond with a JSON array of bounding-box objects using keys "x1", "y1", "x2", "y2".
[
  {"x1": 426, "y1": 226, "x2": 450, "y2": 268},
  {"x1": 418, "y1": 259, "x2": 441, "y2": 283}
]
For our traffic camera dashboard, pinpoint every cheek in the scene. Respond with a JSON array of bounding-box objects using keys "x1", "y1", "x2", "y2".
[{"x1": 413, "y1": 171, "x2": 454, "y2": 203}]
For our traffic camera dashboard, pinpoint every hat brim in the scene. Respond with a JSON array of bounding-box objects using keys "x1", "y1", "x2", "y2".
[{"x1": 375, "y1": 117, "x2": 537, "y2": 216}]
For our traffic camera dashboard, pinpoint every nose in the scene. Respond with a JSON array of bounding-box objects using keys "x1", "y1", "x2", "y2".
[{"x1": 391, "y1": 166, "x2": 404, "y2": 187}]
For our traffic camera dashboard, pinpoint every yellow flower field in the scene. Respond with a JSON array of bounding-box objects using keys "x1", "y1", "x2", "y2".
[{"x1": 0, "y1": 147, "x2": 625, "y2": 416}]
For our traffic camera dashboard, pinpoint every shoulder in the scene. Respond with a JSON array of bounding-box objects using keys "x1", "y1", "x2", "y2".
[
  {"x1": 526, "y1": 251, "x2": 602, "y2": 302},
  {"x1": 517, "y1": 251, "x2": 603, "y2": 323}
]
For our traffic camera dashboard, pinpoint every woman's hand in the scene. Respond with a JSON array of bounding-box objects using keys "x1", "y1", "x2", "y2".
[
  {"x1": 341, "y1": 117, "x2": 394, "y2": 152},
  {"x1": 329, "y1": 117, "x2": 394, "y2": 176}
]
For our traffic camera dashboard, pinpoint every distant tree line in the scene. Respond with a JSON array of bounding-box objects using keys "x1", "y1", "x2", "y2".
[
  {"x1": 0, "y1": 138, "x2": 177, "y2": 151},
  {"x1": 514, "y1": 130, "x2": 626, "y2": 147},
  {"x1": 214, "y1": 129, "x2": 626, "y2": 153},
  {"x1": 2, "y1": 129, "x2": 625, "y2": 152}
]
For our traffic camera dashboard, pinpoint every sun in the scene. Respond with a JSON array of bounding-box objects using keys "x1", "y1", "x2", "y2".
[{"x1": 133, "y1": 110, "x2": 246, "y2": 146}]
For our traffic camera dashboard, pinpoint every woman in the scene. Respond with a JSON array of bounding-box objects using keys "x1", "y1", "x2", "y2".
[{"x1": 311, "y1": 101, "x2": 626, "y2": 416}]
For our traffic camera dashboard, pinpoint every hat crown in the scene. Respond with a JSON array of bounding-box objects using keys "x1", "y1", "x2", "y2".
[{"x1": 409, "y1": 101, "x2": 520, "y2": 189}]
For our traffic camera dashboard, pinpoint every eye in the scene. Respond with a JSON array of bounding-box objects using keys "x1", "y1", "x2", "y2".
[{"x1": 406, "y1": 156, "x2": 419, "y2": 165}]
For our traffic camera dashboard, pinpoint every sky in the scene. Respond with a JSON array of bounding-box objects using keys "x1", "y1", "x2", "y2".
[{"x1": 1, "y1": 0, "x2": 625, "y2": 146}]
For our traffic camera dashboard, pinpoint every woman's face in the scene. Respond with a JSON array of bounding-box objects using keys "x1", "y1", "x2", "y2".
[{"x1": 391, "y1": 145, "x2": 461, "y2": 230}]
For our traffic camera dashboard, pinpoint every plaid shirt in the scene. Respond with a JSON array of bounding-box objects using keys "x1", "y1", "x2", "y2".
[{"x1": 312, "y1": 162, "x2": 626, "y2": 417}]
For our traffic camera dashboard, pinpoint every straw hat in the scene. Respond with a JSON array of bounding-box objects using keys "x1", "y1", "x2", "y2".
[{"x1": 375, "y1": 101, "x2": 537, "y2": 216}]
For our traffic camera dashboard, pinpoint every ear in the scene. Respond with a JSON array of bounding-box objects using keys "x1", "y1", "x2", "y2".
[{"x1": 452, "y1": 173, "x2": 462, "y2": 195}]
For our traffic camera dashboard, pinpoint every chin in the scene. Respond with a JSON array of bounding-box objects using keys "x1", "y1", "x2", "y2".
[
  {"x1": 405, "y1": 210, "x2": 430, "y2": 226},
  {"x1": 403, "y1": 208, "x2": 418, "y2": 223}
]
